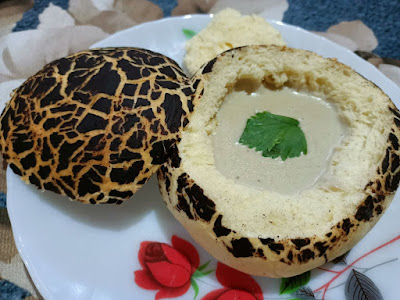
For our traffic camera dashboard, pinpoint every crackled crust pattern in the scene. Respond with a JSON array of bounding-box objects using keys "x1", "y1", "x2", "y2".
[{"x1": 0, "y1": 48, "x2": 195, "y2": 204}]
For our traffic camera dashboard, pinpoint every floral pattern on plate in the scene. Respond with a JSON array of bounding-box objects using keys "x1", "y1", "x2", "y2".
[
  {"x1": 134, "y1": 235, "x2": 400, "y2": 299},
  {"x1": 135, "y1": 235, "x2": 213, "y2": 299}
]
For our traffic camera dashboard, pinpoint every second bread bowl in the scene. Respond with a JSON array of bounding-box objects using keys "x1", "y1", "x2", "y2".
[{"x1": 157, "y1": 45, "x2": 400, "y2": 277}]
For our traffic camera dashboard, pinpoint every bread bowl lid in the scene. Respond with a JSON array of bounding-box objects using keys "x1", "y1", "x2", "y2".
[{"x1": 0, "y1": 47, "x2": 196, "y2": 204}]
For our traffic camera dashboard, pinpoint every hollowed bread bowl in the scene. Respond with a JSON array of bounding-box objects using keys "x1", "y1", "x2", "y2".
[{"x1": 157, "y1": 45, "x2": 400, "y2": 277}]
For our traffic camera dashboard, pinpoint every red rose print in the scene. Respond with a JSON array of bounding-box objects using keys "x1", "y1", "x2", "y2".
[
  {"x1": 202, "y1": 263, "x2": 263, "y2": 300},
  {"x1": 134, "y1": 235, "x2": 200, "y2": 299}
]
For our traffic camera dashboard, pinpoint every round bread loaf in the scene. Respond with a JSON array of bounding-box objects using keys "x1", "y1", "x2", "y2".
[
  {"x1": 0, "y1": 48, "x2": 194, "y2": 204},
  {"x1": 157, "y1": 45, "x2": 400, "y2": 277},
  {"x1": 184, "y1": 8, "x2": 286, "y2": 76}
]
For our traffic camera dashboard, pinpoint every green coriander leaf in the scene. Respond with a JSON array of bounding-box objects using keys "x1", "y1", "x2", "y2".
[
  {"x1": 183, "y1": 29, "x2": 197, "y2": 39},
  {"x1": 239, "y1": 111, "x2": 307, "y2": 161}
]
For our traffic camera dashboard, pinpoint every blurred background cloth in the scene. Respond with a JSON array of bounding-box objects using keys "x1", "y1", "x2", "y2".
[{"x1": 0, "y1": 0, "x2": 399, "y2": 299}]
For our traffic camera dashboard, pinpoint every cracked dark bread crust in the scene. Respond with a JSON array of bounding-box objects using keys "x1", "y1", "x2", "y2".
[
  {"x1": 0, "y1": 48, "x2": 195, "y2": 204},
  {"x1": 157, "y1": 45, "x2": 400, "y2": 277}
]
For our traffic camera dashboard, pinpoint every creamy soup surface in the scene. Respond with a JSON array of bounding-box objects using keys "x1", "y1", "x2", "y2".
[{"x1": 211, "y1": 86, "x2": 346, "y2": 194}]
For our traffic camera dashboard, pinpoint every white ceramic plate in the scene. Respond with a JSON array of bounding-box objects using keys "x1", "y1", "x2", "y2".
[{"x1": 7, "y1": 15, "x2": 400, "y2": 300}]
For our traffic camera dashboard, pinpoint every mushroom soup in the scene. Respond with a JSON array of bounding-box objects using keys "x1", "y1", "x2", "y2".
[{"x1": 212, "y1": 84, "x2": 346, "y2": 194}]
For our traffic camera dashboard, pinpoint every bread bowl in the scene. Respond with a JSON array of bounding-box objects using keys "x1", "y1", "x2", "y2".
[
  {"x1": 0, "y1": 48, "x2": 194, "y2": 204},
  {"x1": 157, "y1": 45, "x2": 400, "y2": 277}
]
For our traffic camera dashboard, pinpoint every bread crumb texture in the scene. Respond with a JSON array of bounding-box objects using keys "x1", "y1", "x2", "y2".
[{"x1": 184, "y1": 8, "x2": 286, "y2": 75}]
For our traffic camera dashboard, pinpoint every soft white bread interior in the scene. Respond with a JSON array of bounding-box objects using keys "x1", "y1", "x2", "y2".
[
  {"x1": 184, "y1": 8, "x2": 286, "y2": 76},
  {"x1": 158, "y1": 45, "x2": 400, "y2": 277}
]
